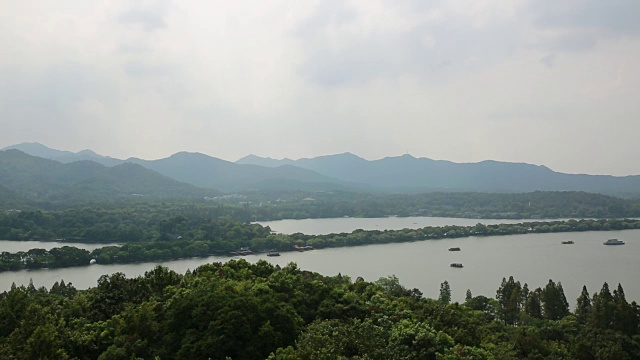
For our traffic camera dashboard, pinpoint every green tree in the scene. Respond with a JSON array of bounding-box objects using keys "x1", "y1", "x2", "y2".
[
  {"x1": 541, "y1": 279, "x2": 569, "y2": 320},
  {"x1": 496, "y1": 276, "x2": 522, "y2": 325},
  {"x1": 575, "y1": 285, "x2": 591, "y2": 324},
  {"x1": 439, "y1": 281, "x2": 452, "y2": 305}
]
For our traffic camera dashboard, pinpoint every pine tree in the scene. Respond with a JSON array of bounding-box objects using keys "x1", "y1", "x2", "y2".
[
  {"x1": 588, "y1": 282, "x2": 615, "y2": 329},
  {"x1": 612, "y1": 283, "x2": 638, "y2": 335},
  {"x1": 575, "y1": 285, "x2": 591, "y2": 324},
  {"x1": 496, "y1": 276, "x2": 522, "y2": 325},
  {"x1": 439, "y1": 281, "x2": 451, "y2": 305},
  {"x1": 525, "y1": 288, "x2": 543, "y2": 319},
  {"x1": 521, "y1": 283, "x2": 530, "y2": 305},
  {"x1": 541, "y1": 279, "x2": 569, "y2": 320}
]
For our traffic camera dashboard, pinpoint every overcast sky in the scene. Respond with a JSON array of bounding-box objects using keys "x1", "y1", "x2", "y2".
[{"x1": 1, "y1": 1, "x2": 639, "y2": 175}]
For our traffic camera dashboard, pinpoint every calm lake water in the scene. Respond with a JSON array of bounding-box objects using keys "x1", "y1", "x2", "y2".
[
  {"x1": 257, "y1": 216, "x2": 572, "y2": 235},
  {"x1": 0, "y1": 225, "x2": 636, "y2": 304}
]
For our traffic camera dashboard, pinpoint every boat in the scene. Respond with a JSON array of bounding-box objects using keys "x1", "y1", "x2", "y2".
[
  {"x1": 448, "y1": 247, "x2": 461, "y2": 251},
  {"x1": 603, "y1": 239, "x2": 625, "y2": 245},
  {"x1": 231, "y1": 247, "x2": 253, "y2": 256},
  {"x1": 267, "y1": 252, "x2": 280, "y2": 257},
  {"x1": 561, "y1": 241, "x2": 574, "y2": 245},
  {"x1": 450, "y1": 263, "x2": 463, "y2": 268}
]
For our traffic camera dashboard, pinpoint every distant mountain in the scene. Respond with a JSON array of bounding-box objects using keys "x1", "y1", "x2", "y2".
[
  {"x1": 127, "y1": 152, "x2": 364, "y2": 192},
  {"x1": 237, "y1": 153, "x2": 640, "y2": 195},
  {"x1": 2, "y1": 142, "x2": 123, "y2": 167},
  {"x1": 9, "y1": 143, "x2": 640, "y2": 195},
  {"x1": 2, "y1": 144, "x2": 365, "y2": 193},
  {"x1": 0, "y1": 150, "x2": 219, "y2": 203}
]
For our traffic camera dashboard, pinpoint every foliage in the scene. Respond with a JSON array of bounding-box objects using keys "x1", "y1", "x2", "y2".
[
  {"x1": 0, "y1": 262, "x2": 638, "y2": 359},
  {"x1": 3, "y1": 213, "x2": 640, "y2": 271}
]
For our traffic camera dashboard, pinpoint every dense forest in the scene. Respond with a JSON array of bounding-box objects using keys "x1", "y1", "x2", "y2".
[
  {"x1": 4, "y1": 191, "x2": 640, "y2": 221},
  {"x1": 0, "y1": 260, "x2": 638, "y2": 359},
  {"x1": 236, "y1": 190, "x2": 640, "y2": 220},
  {"x1": 3, "y1": 190, "x2": 640, "y2": 237}
]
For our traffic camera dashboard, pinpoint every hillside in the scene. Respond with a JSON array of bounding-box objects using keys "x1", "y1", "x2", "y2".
[
  {"x1": 0, "y1": 150, "x2": 219, "y2": 203},
  {"x1": 0, "y1": 183, "x2": 20, "y2": 207},
  {"x1": 127, "y1": 152, "x2": 364, "y2": 192},
  {"x1": 5, "y1": 144, "x2": 364, "y2": 193},
  {"x1": 8, "y1": 143, "x2": 640, "y2": 195},
  {"x1": 238, "y1": 153, "x2": 640, "y2": 195},
  {"x1": 2, "y1": 142, "x2": 123, "y2": 166}
]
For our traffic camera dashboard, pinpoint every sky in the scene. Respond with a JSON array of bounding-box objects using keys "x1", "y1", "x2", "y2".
[{"x1": 1, "y1": 0, "x2": 639, "y2": 175}]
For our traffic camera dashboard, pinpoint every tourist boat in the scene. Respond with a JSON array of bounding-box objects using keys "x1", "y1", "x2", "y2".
[
  {"x1": 448, "y1": 247, "x2": 461, "y2": 251},
  {"x1": 561, "y1": 241, "x2": 574, "y2": 245},
  {"x1": 450, "y1": 263, "x2": 463, "y2": 268},
  {"x1": 231, "y1": 247, "x2": 253, "y2": 256},
  {"x1": 293, "y1": 245, "x2": 314, "y2": 252},
  {"x1": 267, "y1": 252, "x2": 280, "y2": 257},
  {"x1": 603, "y1": 239, "x2": 625, "y2": 245}
]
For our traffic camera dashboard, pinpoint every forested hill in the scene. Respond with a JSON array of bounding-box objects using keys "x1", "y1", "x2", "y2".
[
  {"x1": 0, "y1": 150, "x2": 220, "y2": 203},
  {"x1": 1, "y1": 142, "x2": 122, "y2": 166},
  {"x1": 9, "y1": 142, "x2": 640, "y2": 195},
  {"x1": 238, "y1": 153, "x2": 640, "y2": 195},
  {"x1": 2, "y1": 144, "x2": 365, "y2": 193},
  {"x1": 242, "y1": 190, "x2": 640, "y2": 220},
  {"x1": 0, "y1": 184, "x2": 19, "y2": 206},
  {"x1": 0, "y1": 260, "x2": 637, "y2": 359},
  {"x1": 125, "y1": 151, "x2": 364, "y2": 192}
]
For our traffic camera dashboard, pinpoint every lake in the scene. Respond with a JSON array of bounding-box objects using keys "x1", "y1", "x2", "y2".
[{"x1": 1, "y1": 227, "x2": 637, "y2": 304}]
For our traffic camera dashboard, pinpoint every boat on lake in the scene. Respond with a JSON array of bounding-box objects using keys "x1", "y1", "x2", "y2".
[
  {"x1": 448, "y1": 247, "x2": 461, "y2": 251},
  {"x1": 450, "y1": 263, "x2": 463, "y2": 268},
  {"x1": 561, "y1": 241, "x2": 574, "y2": 245},
  {"x1": 267, "y1": 252, "x2": 280, "y2": 257},
  {"x1": 603, "y1": 239, "x2": 625, "y2": 245},
  {"x1": 231, "y1": 247, "x2": 253, "y2": 256}
]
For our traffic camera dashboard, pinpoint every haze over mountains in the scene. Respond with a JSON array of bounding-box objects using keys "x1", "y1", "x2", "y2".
[
  {"x1": 0, "y1": 149, "x2": 219, "y2": 203},
  {"x1": 3, "y1": 142, "x2": 640, "y2": 197}
]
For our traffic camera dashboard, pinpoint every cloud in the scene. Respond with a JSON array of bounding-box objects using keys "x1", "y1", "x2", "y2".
[
  {"x1": 529, "y1": 0, "x2": 640, "y2": 35},
  {"x1": 295, "y1": 1, "x2": 522, "y2": 87},
  {"x1": 540, "y1": 54, "x2": 556, "y2": 68},
  {"x1": 122, "y1": 61, "x2": 173, "y2": 78},
  {"x1": 524, "y1": 0, "x2": 640, "y2": 56},
  {"x1": 118, "y1": 3, "x2": 168, "y2": 32},
  {"x1": 1, "y1": 0, "x2": 640, "y2": 175},
  {"x1": 0, "y1": 64, "x2": 106, "y2": 113}
]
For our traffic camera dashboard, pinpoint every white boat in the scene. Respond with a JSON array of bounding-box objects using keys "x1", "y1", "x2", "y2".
[{"x1": 603, "y1": 239, "x2": 625, "y2": 245}]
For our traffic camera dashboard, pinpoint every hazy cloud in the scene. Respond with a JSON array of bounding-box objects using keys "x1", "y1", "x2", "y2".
[
  {"x1": 1, "y1": 0, "x2": 639, "y2": 175},
  {"x1": 122, "y1": 61, "x2": 173, "y2": 78},
  {"x1": 529, "y1": 0, "x2": 640, "y2": 35},
  {"x1": 118, "y1": 6, "x2": 168, "y2": 32},
  {"x1": 540, "y1": 54, "x2": 556, "y2": 68}
]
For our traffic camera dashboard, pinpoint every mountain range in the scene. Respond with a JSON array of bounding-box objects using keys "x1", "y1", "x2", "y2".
[
  {"x1": 236, "y1": 153, "x2": 640, "y2": 195},
  {"x1": 0, "y1": 149, "x2": 219, "y2": 203},
  {"x1": 3, "y1": 142, "x2": 640, "y2": 197}
]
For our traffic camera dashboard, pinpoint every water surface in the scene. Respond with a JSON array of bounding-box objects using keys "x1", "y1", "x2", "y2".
[{"x1": 2, "y1": 229, "x2": 636, "y2": 304}]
